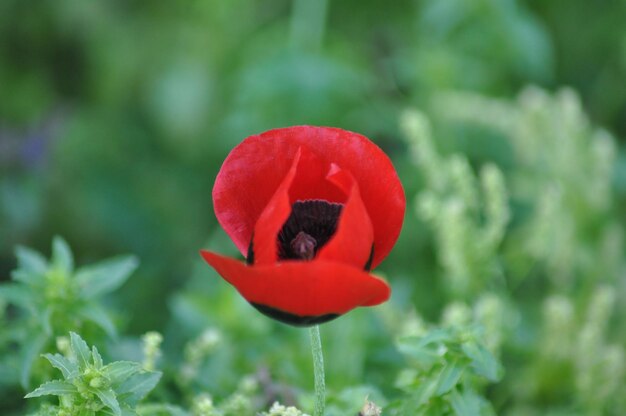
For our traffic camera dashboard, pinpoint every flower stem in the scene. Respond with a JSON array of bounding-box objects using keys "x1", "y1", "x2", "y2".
[{"x1": 309, "y1": 325, "x2": 325, "y2": 416}]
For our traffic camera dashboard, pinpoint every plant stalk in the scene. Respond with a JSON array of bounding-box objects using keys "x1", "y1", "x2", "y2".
[{"x1": 309, "y1": 325, "x2": 325, "y2": 416}]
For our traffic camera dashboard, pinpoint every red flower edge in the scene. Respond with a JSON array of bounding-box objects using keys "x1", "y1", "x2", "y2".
[
  {"x1": 212, "y1": 126, "x2": 405, "y2": 269},
  {"x1": 200, "y1": 250, "x2": 391, "y2": 326},
  {"x1": 203, "y1": 126, "x2": 405, "y2": 326}
]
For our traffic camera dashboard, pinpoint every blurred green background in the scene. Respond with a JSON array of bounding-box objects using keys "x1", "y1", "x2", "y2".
[{"x1": 1, "y1": 0, "x2": 626, "y2": 415}]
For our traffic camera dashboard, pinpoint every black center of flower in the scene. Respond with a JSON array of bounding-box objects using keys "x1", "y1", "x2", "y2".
[{"x1": 277, "y1": 200, "x2": 343, "y2": 261}]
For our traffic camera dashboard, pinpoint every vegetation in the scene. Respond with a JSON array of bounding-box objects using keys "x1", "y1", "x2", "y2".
[{"x1": 2, "y1": 0, "x2": 625, "y2": 414}]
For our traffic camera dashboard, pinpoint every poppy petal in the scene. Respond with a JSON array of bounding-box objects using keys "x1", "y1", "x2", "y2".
[
  {"x1": 316, "y1": 164, "x2": 374, "y2": 269},
  {"x1": 200, "y1": 250, "x2": 390, "y2": 326},
  {"x1": 250, "y1": 149, "x2": 302, "y2": 265},
  {"x1": 213, "y1": 126, "x2": 405, "y2": 269},
  {"x1": 251, "y1": 147, "x2": 347, "y2": 265}
]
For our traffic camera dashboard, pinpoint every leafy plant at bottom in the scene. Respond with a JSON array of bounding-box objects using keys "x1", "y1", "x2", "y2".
[
  {"x1": 25, "y1": 332, "x2": 161, "y2": 416},
  {"x1": 0, "y1": 236, "x2": 138, "y2": 388},
  {"x1": 385, "y1": 315, "x2": 503, "y2": 416}
]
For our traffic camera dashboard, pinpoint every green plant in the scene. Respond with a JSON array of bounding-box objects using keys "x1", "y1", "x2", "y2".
[
  {"x1": 0, "y1": 237, "x2": 137, "y2": 390},
  {"x1": 25, "y1": 332, "x2": 161, "y2": 416}
]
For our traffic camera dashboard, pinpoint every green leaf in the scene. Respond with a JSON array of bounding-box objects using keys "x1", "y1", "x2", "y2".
[
  {"x1": 70, "y1": 332, "x2": 92, "y2": 370},
  {"x1": 43, "y1": 353, "x2": 79, "y2": 379},
  {"x1": 412, "y1": 378, "x2": 439, "y2": 406},
  {"x1": 449, "y1": 388, "x2": 482, "y2": 416},
  {"x1": 396, "y1": 336, "x2": 445, "y2": 368},
  {"x1": 20, "y1": 332, "x2": 48, "y2": 388},
  {"x1": 461, "y1": 342, "x2": 502, "y2": 382},
  {"x1": 96, "y1": 388, "x2": 122, "y2": 416},
  {"x1": 15, "y1": 245, "x2": 48, "y2": 277},
  {"x1": 136, "y1": 403, "x2": 188, "y2": 416},
  {"x1": 79, "y1": 304, "x2": 118, "y2": 338},
  {"x1": 102, "y1": 362, "x2": 142, "y2": 384},
  {"x1": 0, "y1": 284, "x2": 35, "y2": 311},
  {"x1": 11, "y1": 270, "x2": 44, "y2": 287},
  {"x1": 117, "y1": 371, "x2": 162, "y2": 406},
  {"x1": 92, "y1": 346, "x2": 104, "y2": 369},
  {"x1": 75, "y1": 256, "x2": 139, "y2": 298},
  {"x1": 435, "y1": 362, "x2": 464, "y2": 395},
  {"x1": 52, "y1": 236, "x2": 74, "y2": 273},
  {"x1": 102, "y1": 408, "x2": 139, "y2": 416},
  {"x1": 40, "y1": 306, "x2": 53, "y2": 336},
  {"x1": 25, "y1": 380, "x2": 77, "y2": 398}
]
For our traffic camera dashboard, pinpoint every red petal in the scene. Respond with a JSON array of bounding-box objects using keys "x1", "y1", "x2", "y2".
[
  {"x1": 251, "y1": 147, "x2": 347, "y2": 265},
  {"x1": 317, "y1": 164, "x2": 374, "y2": 268},
  {"x1": 249, "y1": 149, "x2": 301, "y2": 265},
  {"x1": 213, "y1": 126, "x2": 405, "y2": 269},
  {"x1": 200, "y1": 250, "x2": 390, "y2": 318}
]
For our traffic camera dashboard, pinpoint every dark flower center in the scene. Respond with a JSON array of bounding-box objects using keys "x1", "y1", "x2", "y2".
[
  {"x1": 246, "y1": 199, "x2": 375, "y2": 271},
  {"x1": 277, "y1": 200, "x2": 343, "y2": 261}
]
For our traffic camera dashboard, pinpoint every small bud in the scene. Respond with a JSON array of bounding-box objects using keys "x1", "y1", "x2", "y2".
[
  {"x1": 142, "y1": 331, "x2": 163, "y2": 371},
  {"x1": 359, "y1": 399, "x2": 382, "y2": 416},
  {"x1": 89, "y1": 377, "x2": 104, "y2": 388}
]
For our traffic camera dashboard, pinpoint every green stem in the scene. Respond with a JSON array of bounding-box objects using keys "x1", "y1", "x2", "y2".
[{"x1": 309, "y1": 325, "x2": 325, "y2": 416}]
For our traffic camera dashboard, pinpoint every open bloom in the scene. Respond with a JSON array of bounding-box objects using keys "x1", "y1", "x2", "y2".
[{"x1": 201, "y1": 126, "x2": 405, "y2": 326}]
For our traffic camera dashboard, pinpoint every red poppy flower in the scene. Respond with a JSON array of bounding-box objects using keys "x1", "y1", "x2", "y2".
[{"x1": 201, "y1": 126, "x2": 405, "y2": 326}]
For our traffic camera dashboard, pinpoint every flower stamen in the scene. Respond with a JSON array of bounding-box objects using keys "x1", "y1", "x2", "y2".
[{"x1": 291, "y1": 231, "x2": 317, "y2": 260}]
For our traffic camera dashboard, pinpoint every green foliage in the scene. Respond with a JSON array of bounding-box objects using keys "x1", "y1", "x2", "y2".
[
  {"x1": 2, "y1": 1, "x2": 626, "y2": 416},
  {"x1": 26, "y1": 332, "x2": 161, "y2": 416},
  {"x1": 0, "y1": 237, "x2": 137, "y2": 391},
  {"x1": 402, "y1": 110, "x2": 509, "y2": 298}
]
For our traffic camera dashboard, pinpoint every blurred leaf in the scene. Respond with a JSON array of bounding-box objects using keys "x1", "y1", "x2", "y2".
[
  {"x1": 20, "y1": 332, "x2": 48, "y2": 389},
  {"x1": 461, "y1": 342, "x2": 502, "y2": 382},
  {"x1": 14, "y1": 246, "x2": 47, "y2": 276},
  {"x1": 117, "y1": 371, "x2": 162, "y2": 406},
  {"x1": 76, "y1": 255, "x2": 139, "y2": 298},
  {"x1": 102, "y1": 362, "x2": 142, "y2": 385},
  {"x1": 0, "y1": 284, "x2": 35, "y2": 310},
  {"x1": 52, "y1": 236, "x2": 74, "y2": 273},
  {"x1": 435, "y1": 361, "x2": 464, "y2": 395},
  {"x1": 449, "y1": 388, "x2": 481, "y2": 416},
  {"x1": 79, "y1": 304, "x2": 118, "y2": 338}
]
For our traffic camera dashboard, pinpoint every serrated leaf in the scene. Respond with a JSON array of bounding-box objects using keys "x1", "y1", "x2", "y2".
[
  {"x1": 79, "y1": 304, "x2": 118, "y2": 338},
  {"x1": 52, "y1": 236, "x2": 74, "y2": 273},
  {"x1": 20, "y1": 332, "x2": 48, "y2": 388},
  {"x1": 70, "y1": 332, "x2": 92, "y2": 370},
  {"x1": 43, "y1": 354, "x2": 79, "y2": 379},
  {"x1": 117, "y1": 371, "x2": 161, "y2": 406},
  {"x1": 102, "y1": 362, "x2": 142, "y2": 384},
  {"x1": 25, "y1": 380, "x2": 77, "y2": 398},
  {"x1": 92, "y1": 346, "x2": 104, "y2": 369},
  {"x1": 15, "y1": 246, "x2": 48, "y2": 277},
  {"x1": 75, "y1": 256, "x2": 138, "y2": 298},
  {"x1": 96, "y1": 388, "x2": 121, "y2": 416},
  {"x1": 449, "y1": 388, "x2": 482, "y2": 416},
  {"x1": 461, "y1": 342, "x2": 502, "y2": 382},
  {"x1": 436, "y1": 362, "x2": 464, "y2": 395}
]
